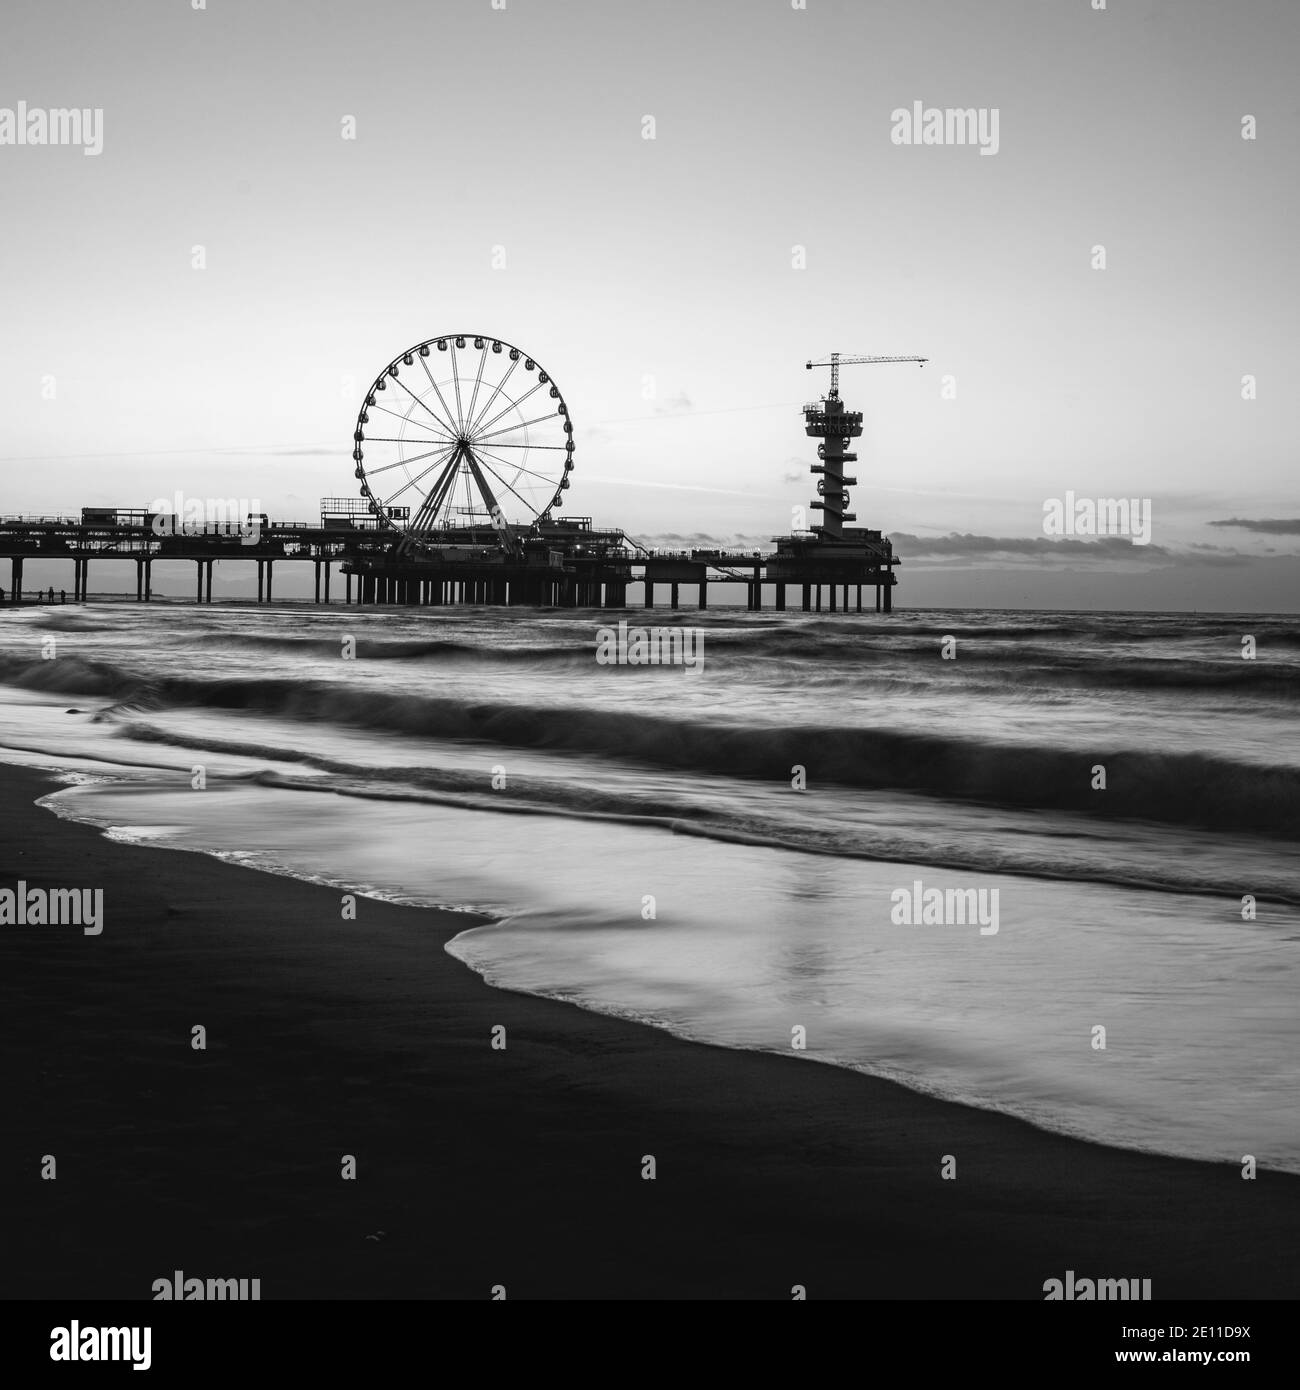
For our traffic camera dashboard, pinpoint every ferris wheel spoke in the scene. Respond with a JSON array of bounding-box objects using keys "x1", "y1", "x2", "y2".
[
  {"x1": 474, "y1": 408, "x2": 562, "y2": 445},
  {"x1": 472, "y1": 379, "x2": 547, "y2": 438},
  {"x1": 417, "y1": 354, "x2": 461, "y2": 438},
  {"x1": 367, "y1": 401, "x2": 448, "y2": 436},
  {"x1": 449, "y1": 343, "x2": 466, "y2": 430},
  {"x1": 390, "y1": 371, "x2": 458, "y2": 437},
  {"x1": 361, "y1": 452, "x2": 453, "y2": 479},
  {"x1": 379, "y1": 464, "x2": 454, "y2": 514},
  {"x1": 377, "y1": 442, "x2": 457, "y2": 475},
  {"x1": 465, "y1": 355, "x2": 519, "y2": 437},
  {"x1": 476, "y1": 441, "x2": 569, "y2": 450},
  {"x1": 377, "y1": 443, "x2": 460, "y2": 508},
  {"x1": 363, "y1": 434, "x2": 456, "y2": 445},
  {"x1": 471, "y1": 449, "x2": 547, "y2": 519},
  {"x1": 463, "y1": 344, "x2": 490, "y2": 434},
  {"x1": 472, "y1": 442, "x2": 565, "y2": 488}
]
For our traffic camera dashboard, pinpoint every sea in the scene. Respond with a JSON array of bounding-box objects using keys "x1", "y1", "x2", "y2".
[{"x1": 1, "y1": 601, "x2": 1297, "y2": 1172}]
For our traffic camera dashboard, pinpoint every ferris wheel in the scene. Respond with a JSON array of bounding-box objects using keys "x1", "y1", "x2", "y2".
[{"x1": 352, "y1": 334, "x2": 574, "y2": 548}]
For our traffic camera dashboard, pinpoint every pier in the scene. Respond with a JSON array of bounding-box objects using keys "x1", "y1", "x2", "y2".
[
  {"x1": 0, "y1": 509, "x2": 898, "y2": 611},
  {"x1": 1, "y1": 337, "x2": 917, "y2": 613}
]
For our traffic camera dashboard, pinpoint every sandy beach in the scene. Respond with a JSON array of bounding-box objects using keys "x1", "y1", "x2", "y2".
[{"x1": 0, "y1": 762, "x2": 1294, "y2": 1300}]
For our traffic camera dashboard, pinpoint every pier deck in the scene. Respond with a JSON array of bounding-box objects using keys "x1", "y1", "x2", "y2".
[{"x1": 0, "y1": 513, "x2": 898, "y2": 611}]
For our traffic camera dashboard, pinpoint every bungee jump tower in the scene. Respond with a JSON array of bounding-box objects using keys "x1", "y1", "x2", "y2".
[{"x1": 763, "y1": 351, "x2": 927, "y2": 613}]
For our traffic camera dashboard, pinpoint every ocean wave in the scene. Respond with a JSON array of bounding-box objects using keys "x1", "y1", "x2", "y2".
[
  {"x1": 185, "y1": 632, "x2": 584, "y2": 663},
  {"x1": 143, "y1": 680, "x2": 1300, "y2": 834},
  {"x1": 0, "y1": 653, "x2": 126, "y2": 696},
  {"x1": 171, "y1": 625, "x2": 1300, "y2": 694},
  {"x1": 93, "y1": 718, "x2": 1300, "y2": 902},
  {"x1": 933, "y1": 655, "x2": 1300, "y2": 695},
  {"x1": 3, "y1": 648, "x2": 1297, "y2": 836}
]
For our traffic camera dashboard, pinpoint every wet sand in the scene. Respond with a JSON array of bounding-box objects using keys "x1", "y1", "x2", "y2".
[{"x1": 1, "y1": 763, "x2": 1296, "y2": 1300}]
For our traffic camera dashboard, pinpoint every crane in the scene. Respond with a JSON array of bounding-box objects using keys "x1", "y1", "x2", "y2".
[{"x1": 805, "y1": 352, "x2": 928, "y2": 397}]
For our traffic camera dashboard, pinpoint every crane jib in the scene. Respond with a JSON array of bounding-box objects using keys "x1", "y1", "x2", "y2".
[{"x1": 805, "y1": 352, "x2": 929, "y2": 395}]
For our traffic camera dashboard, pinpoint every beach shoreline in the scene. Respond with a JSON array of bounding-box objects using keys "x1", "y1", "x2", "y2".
[{"x1": 2, "y1": 761, "x2": 1297, "y2": 1300}]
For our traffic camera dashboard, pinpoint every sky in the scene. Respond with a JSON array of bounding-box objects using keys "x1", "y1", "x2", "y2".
[{"x1": 0, "y1": 0, "x2": 1297, "y2": 609}]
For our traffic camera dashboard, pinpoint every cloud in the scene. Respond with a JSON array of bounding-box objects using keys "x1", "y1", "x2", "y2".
[
  {"x1": 652, "y1": 391, "x2": 693, "y2": 417},
  {"x1": 639, "y1": 531, "x2": 773, "y2": 551},
  {"x1": 888, "y1": 532, "x2": 1173, "y2": 561},
  {"x1": 1187, "y1": 543, "x2": 1255, "y2": 557},
  {"x1": 887, "y1": 532, "x2": 1300, "y2": 570},
  {"x1": 1208, "y1": 517, "x2": 1300, "y2": 535},
  {"x1": 1172, "y1": 542, "x2": 1255, "y2": 567}
]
